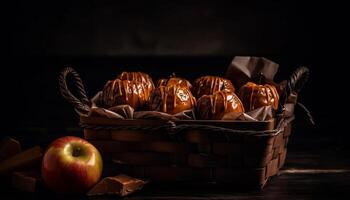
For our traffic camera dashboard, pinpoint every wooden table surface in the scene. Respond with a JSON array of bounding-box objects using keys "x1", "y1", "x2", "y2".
[{"x1": 1, "y1": 130, "x2": 349, "y2": 200}]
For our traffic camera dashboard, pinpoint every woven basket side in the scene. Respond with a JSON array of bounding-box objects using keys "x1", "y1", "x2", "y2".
[{"x1": 83, "y1": 118, "x2": 292, "y2": 188}]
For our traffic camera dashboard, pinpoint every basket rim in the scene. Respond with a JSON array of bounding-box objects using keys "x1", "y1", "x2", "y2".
[{"x1": 79, "y1": 115, "x2": 294, "y2": 137}]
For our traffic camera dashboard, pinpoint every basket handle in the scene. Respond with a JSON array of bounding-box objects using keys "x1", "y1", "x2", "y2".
[
  {"x1": 59, "y1": 67, "x2": 91, "y2": 114},
  {"x1": 278, "y1": 66, "x2": 309, "y2": 114}
]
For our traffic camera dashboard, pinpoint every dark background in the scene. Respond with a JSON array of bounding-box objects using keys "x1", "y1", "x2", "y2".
[
  {"x1": 2, "y1": 0, "x2": 343, "y2": 147},
  {"x1": 3, "y1": 1, "x2": 350, "y2": 199}
]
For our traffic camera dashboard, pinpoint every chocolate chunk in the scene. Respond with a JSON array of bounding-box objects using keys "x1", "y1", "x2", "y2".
[
  {"x1": 0, "y1": 146, "x2": 42, "y2": 176},
  {"x1": 87, "y1": 174, "x2": 146, "y2": 197},
  {"x1": 0, "y1": 137, "x2": 21, "y2": 161},
  {"x1": 12, "y1": 171, "x2": 42, "y2": 192}
]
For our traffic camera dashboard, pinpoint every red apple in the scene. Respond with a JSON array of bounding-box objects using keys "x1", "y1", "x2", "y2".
[{"x1": 41, "y1": 136, "x2": 103, "y2": 194}]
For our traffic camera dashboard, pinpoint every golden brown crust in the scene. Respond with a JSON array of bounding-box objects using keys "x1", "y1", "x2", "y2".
[
  {"x1": 239, "y1": 82, "x2": 279, "y2": 111},
  {"x1": 149, "y1": 85, "x2": 196, "y2": 115},
  {"x1": 192, "y1": 76, "x2": 235, "y2": 98},
  {"x1": 196, "y1": 91, "x2": 244, "y2": 120}
]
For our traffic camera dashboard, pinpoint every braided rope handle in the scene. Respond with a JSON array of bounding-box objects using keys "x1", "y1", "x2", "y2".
[
  {"x1": 278, "y1": 66, "x2": 309, "y2": 114},
  {"x1": 59, "y1": 67, "x2": 91, "y2": 114}
]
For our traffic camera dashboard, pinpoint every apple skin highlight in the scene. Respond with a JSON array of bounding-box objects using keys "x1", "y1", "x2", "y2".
[{"x1": 42, "y1": 136, "x2": 103, "y2": 194}]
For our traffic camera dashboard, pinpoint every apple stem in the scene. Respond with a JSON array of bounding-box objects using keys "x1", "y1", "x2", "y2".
[{"x1": 72, "y1": 147, "x2": 81, "y2": 157}]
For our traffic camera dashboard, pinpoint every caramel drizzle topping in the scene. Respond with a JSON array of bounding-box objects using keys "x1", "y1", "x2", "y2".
[
  {"x1": 243, "y1": 82, "x2": 279, "y2": 111},
  {"x1": 119, "y1": 71, "x2": 155, "y2": 92},
  {"x1": 207, "y1": 91, "x2": 230, "y2": 114},
  {"x1": 156, "y1": 86, "x2": 195, "y2": 113},
  {"x1": 194, "y1": 76, "x2": 234, "y2": 97},
  {"x1": 266, "y1": 84, "x2": 279, "y2": 109},
  {"x1": 102, "y1": 77, "x2": 152, "y2": 109},
  {"x1": 157, "y1": 77, "x2": 192, "y2": 88},
  {"x1": 198, "y1": 91, "x2": 243, "y2": 119}
]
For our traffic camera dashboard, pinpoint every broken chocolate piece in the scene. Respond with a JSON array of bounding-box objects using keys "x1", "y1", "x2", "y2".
[
  {"x1": 12, "y1": 171, "x2": 42, "y2": 192},
  {"x1": 0, "y1": 137, "x2": 21, "y2": 161},
  {"x1": 87, "y1": 174, "x2": 146, "y2": 197},
  {"x1": 0, "y1": 146, "x2": 42, "y2": 175}
]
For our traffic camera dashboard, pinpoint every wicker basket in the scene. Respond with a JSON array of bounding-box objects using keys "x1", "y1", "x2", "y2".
[{"x1": 59, "y1": 66, "x2": 309, "y2": 189}]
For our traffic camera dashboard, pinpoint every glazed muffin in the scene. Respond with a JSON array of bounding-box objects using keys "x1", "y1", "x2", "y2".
[
  {"x1": 192, "y1": 76, "x2": 235, "y2": 98},
  {"x1": 157, "y1": 77, "x2": 192, "y2": 89},
  {"x1": 118, "y1": 71, "x2": 155, "y2": 94},
  {"x1": 196, "y1": 91, "x2": 244, "y2": 120},
  {"x1": 149, "y1": 85, "x2": 196, "y2": 115},
  {"x1": 101, "y1": 79, "x2": 151, "y2": 110},
  {"x1": 239, "y1": 82, "x2": 279, "y2": 111}
]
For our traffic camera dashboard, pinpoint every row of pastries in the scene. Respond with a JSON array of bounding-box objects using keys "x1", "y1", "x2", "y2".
[{"x1": 100, "y1": 72, "x2": 279, "y2": 120}]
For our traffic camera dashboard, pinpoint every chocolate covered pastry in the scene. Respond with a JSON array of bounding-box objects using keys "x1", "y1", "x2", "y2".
[
  {"x1": 101, "y1": 79, "x2": 152, "y2": 110},
  {"x1": 193, "y1": 76, "x2": 235, "y2": 98},
  {"x1": 239, "y1": 82, "x2": 279, "y2": 111},
  {"x1": 118, "y1": 71, "x2": 155, "y2": 92},
  {"x1": 149, "y1": 85, "x2": 196, "y2": 115},
  {"x1": 157, "y1": 77, "x2": 192, "y2": 89},
  {"x1": 196, "y1": 91, "x2": 244, "y2": 120}
]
